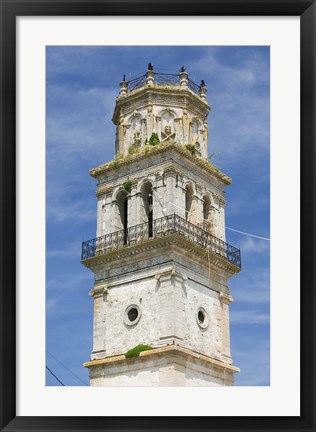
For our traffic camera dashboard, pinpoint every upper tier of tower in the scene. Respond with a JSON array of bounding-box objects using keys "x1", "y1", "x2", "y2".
[{"x1": 112, "y1": 64, "x2": 211, "y2": 159}]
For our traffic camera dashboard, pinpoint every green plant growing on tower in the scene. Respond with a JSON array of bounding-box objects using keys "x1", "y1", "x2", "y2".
[
  {"x1": 185, "y1": 144, "x2": 196, "y2": 156},
  {"x1": 147, "y1": 133, "x2": 160, "y2": 146},
  {"x1": 125, "y1": 344, "x2": 152, "y2": 358},
  {"x1": 123, "y1": 179, "x2": 132, "y2": 193}
]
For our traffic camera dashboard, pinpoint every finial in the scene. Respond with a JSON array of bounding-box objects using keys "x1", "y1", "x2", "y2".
[
  {"x1": 200, "y1": 79, "x2": 206, "y2": 87},
  {"x1": 123, "y1": 74, "x2": 126, "y2": 82},
  {"x1": 148, "y1": 63, "x2": 154, "y2": 71},
  {"x1": 179, "y1": 66, "x2": 187, "y2": 73}
]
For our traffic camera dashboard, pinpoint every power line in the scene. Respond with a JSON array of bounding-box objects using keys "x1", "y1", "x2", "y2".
[
  {"x1": 47, "y1": 350, "x2": 89, "y2": 386},
  {"x1": 226, "y1": 226, "x2": 270, "y2": 241},
  {"x1": 46, "y1": 365, "x2": 65, "y2": 386},
  {"x1": 151, "y1": 194, "x2": 270, "y2": 241}
]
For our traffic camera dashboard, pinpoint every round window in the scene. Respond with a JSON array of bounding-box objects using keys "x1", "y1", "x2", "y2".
[
  {"x1": 124, "y1": 304, "x2": 141, "y2": 326},
  {"x1": 198, "y1": 310, "x2": 205, "y2": 324},
  {"x1": 196, "y1": 307, "x2": 209, "y2": 329},
  {"x1": 128, "y1": 307, "x2": 138, "y2": 322}
]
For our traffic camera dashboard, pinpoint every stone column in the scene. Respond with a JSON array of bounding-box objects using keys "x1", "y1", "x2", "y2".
[
  {"x1": 119, "y1": 80, "x2": 128, "y2": 97},
  {"x1": 128, "y1": 180, "x2": 138, "y2": 227},
  {"x1": 199, "y1": 82, "x2": 208, "y2": 101},
  {"x1": 176, "y1": 175, "x2": 186, "y2": 219},
  {"x1": 90, "y1": 289, "x2": 107, "y2": 359},
  {"x1": 214, "y1": 197, "x2": 226, "y2": 241},
  {"x1": 155, "y1": 270, "x2": 186, "y2": 346},
  {"x1": 164, "y1": 167, "x2": 177, "y2": 216},
  {"x1": 179, "y1": 70, "x2": 188, "y2": 89},
  {"x1": 182, "y1": 110, "x2": 190, "y2": 144},
  {"x1": 147, "y1": 106, "x2": 154, "y2": 139},
  {"x1": 153, "y1": 171, "x2": 164, "y2": 220},
  {"x1": 141, "y1": 118, "x2": 146, "y2": 146},
  {"x1": 146, "y1": 69, "x2": 155, "y2": 86},
  {"x1": 96, "y1": 196, "x2": 104, "y2": 238},
  {"x1": 219, "y1": 292, "x2": 234, "y2": 364},
  {"x1": 117, "y1": 113, "x2": 125, "y2": 154}
]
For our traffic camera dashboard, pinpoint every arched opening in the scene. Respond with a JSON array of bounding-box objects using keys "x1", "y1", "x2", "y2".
[
  {"x1": 141, "y1": 182, "x2": 154, "y2": 238},
  {"x1": 203, "y1": 195, "x2": 212, "y2": 232},
  {"x1": 116, "y1": 190, "x2": 128, "y2": 244},
  {"x1": 185, "y1": 184, "x2": 194, "y2": 221}
]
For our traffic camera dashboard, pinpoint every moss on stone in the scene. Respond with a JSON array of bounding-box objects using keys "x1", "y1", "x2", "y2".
[
  {"x1": 125, "y1": 344, "x2": 152, "y2": 358},
  {"x1": 185, "y1": 144, "x2": 196, "y2": 155}
]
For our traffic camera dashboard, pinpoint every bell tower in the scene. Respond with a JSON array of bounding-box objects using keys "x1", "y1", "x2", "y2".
[{"x1": 82, "y1": 64, "x2": 241, "y2": 386}]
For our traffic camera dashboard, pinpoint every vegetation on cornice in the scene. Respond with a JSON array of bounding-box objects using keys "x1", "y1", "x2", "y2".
[
  {"x1": 185, "y1": 143, "x2": 196, "y2": 156},
  {"x1": 125, "y1": 344, "x2": 152, "y2": 359},
  {"x1": 89, "y1": 140, "x2": 231, "y2": 185}
]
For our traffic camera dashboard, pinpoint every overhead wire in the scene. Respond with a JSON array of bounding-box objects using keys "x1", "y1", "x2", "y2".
[
  {"x1": 151, "y1": 191, "x2": 270, "y2": 241},
  {"x1": 46, "y1": 365, "x2": 65, "y2": 386},
  {"x1": 46, "y1": 350, "x2": 89, "y2": 386}
]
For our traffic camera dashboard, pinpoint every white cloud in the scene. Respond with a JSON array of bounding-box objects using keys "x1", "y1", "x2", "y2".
[
  {"x1": 187, "y1": 47, "x2": 270, "y2": 165},
  {"x1": 47, "y1": 242, "x2": 80, "y2": 258},
  {"x1": 46, "y1": 271, "x2": 93, "y2": 292},
  {"x1": 47, "y1": 199, "x2": 95, "y2": 223},
  {"x1": 239, "y1": 236, "x2": 270, "y2": 254},
  {"x1": 232, "y1": 338, "x2": 270, "y2": 386},
  {"x1": 230, "y1": 309, "x2": 270, "y2": 324},
  {"x1": 46, "y1": 298, "x2": 59, "y2": 310},
  {"x1": 230, "y1": 266, "x2": 270, "y2": 304}
]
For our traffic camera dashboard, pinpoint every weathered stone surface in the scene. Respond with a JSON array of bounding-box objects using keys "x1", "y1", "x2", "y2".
[
  {"x1": 82, "y1": 69, "x2": 240, "y2": 386},
  {"x1": 85, "y1": 345, "x2": 239, "y2": 386}
]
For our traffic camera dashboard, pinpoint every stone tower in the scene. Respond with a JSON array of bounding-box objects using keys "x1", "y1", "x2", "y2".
[{"x1": 82, "y1": 64, "x2": 241, "y2": 386}]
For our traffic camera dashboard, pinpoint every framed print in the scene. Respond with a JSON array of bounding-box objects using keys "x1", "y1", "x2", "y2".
[{"x1": 0, "y1": 1, "x2": 315, "y2": 431}]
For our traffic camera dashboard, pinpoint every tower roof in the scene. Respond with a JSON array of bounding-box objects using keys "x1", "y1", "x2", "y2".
[{"x1": 112, "y1": 64, "x2": 210, "y2": 125}]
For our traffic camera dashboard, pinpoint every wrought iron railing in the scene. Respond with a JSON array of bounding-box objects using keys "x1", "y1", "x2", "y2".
[
  {"x1": 127, "y1": 75, "x2": 147, "y2": 91},
  {"x1": 125, "y1": 72, "x2": 202, "y2": 96},
  {"x1": 154, "y1": 73, "x2": 180, "y2": 86},
  {"x1": 187, "y1": 78, "x2": 201, "y2": 95},
  {"x1": 81, "y1": 214, "x2": 241, "y2": 268}
]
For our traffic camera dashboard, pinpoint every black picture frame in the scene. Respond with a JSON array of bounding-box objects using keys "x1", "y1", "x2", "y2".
[{"x1": 0, "y1": 1, "x2": 315, "y2": 431}]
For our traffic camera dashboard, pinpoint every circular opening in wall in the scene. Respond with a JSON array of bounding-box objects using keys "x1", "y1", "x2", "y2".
[
  {"x1": 196, "y1": 307, "x2": 209, "y2": 329},
  {"x1": 128, "y1": 307, "x2": 138, "y2": 322},
  {"x1": 124, "y1": 304, "x2": 141, "y2": 326},
  {"x1": 198, "y1": 310, "x2": 205, "y2": 324}
]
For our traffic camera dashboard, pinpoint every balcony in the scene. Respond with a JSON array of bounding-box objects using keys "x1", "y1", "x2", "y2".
[
  {"x1": 126, "y1": 72, "x2": 203, "y2": 97},
  {"x1": 81, "y1": 214, "x2": 241, "y2": 269}
]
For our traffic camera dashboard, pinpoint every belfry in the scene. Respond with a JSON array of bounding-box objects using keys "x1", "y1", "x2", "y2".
[{"x1": 82, "y1": 64, "x2": 241, "y2": 386}]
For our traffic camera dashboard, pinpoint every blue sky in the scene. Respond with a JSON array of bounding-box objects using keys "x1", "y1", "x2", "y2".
[{"x1": 46, "y1": 46, "x2": 270, "y2": 386}]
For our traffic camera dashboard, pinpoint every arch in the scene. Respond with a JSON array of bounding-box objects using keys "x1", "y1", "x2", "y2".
[
  {"x1": 185, "y1": 184, "x2": 194, "y2": 222},
  {"x1": 202, "y1": 194, "x2": 214, "y2": 233},
  {"x1": 191, "y1": 117, "x2": 201, "y2": 136},
  {"x1": 115, "y1": 189, "x2": 129, "y2": 244},
  {"x1": 128, "y1": 113, "x2": 143, "y2": 146},
  {"x1": 183, "y1": 180, "x2": 196, "y2": 195},
  {"x1": 160, "y1": 109, "x2": 176, "y2": 141},
  {"x1": 140, "y1": 181, "x2": 154, "y2": 238},
  {"x1": 137, "y1": 177, "x2": 154, "y2": 194},
  {"x1": 159, "y1": 108, "x2": 177, "y2": 120}
]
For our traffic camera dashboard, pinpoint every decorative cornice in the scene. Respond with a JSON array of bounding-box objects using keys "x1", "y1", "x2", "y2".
[
  {"x1": 84, "y1": 344, "x2": 240, "y2": 374},
  {"x1": 155, "y1": 268, "x2": 187, "y2": 282},
  {"x1": 219, "y1": 292, "x2": 234, "y2": 304},
  {"x1": 90, "y1": 141, "x2": 231, "y2": 186},
  {"x1": 96, "y1": 185, "x2": 114, "y2": 198},
  {"x1": 112, "y1": 85, "x2": 210, "y2": 125},
  {"x1": 81, "y1": 232, "x2": 240, "y2": 276}
]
